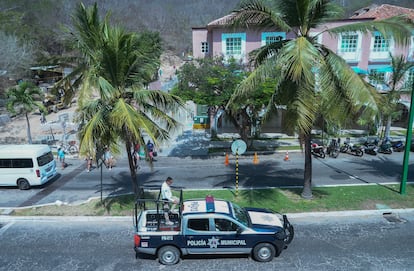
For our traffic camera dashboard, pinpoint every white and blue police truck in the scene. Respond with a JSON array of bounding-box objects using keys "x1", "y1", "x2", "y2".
[{"x1": 133, "y1": 191, "x2": 294, "y2": 265}]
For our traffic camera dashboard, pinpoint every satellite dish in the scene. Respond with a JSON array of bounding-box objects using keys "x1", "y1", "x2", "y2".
[{"x1": 231, "y1": 139, "x2": 247, "y2": 155}]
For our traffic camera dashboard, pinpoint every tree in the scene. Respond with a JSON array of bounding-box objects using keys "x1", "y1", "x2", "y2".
[
  {"x1": 173, "y1": 56, "x2": 274, "y2": 142},
  {"x1": 6, "y1": 81, "x2": 44, "y2": 144},
  {"x1": 172, "y1": 56, "x2": 248, "y2": 138},
  {"x1": 227, "y1": 0, "x2": 413, "y2": 198},
  {"x1": 70, "y1": 3, "x2": 183, "y2": 194},
  {"x1": 373, "y1": 54, "x2": 414, "y2": 139},
  {"x1": 0, "y1": 31, "x2": 35, "y2": 80}
]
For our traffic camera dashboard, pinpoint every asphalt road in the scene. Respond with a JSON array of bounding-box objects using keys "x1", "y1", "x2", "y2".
[
  {"x1": 0, "y1": 212, "x2": 413, "y2": 271},
  {"x1": 0, "y1": 151, "x2": 413, "y2": 209}
]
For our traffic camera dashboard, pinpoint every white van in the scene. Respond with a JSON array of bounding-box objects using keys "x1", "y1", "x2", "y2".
[{"x1": 0, "y1": 144, "x2": 57, "y2": 190}]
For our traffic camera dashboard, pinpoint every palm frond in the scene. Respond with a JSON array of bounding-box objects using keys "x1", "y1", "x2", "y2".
[
  {"x1": 231, "y1": 0, "x2": 291, "y2": 32},
  {"x1": 277, "y1": 37, "x2": 320, "y2": 85}
]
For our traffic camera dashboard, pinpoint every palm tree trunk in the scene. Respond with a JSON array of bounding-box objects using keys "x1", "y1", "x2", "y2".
[
  {"x1": 384, "y1": 115, "x2": 392, "y2": 139},
  {"x1": 301, "y1": 131, "x2": 313, "y2": 199},
  {"x1": 125, "y1": 140, "x2": 139, "y2": 196},
  {"x1": 25, "y1": 112, "x2": 33, "y2": 144}
]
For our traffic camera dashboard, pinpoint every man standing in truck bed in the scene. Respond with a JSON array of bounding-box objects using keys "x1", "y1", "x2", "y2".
[{"x1": 161, "y1": 176, "x2": 179, "y2": 225}]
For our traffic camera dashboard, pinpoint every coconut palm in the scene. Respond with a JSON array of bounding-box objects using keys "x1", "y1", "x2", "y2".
[
  {"x1": 71, "y1": 3, "x2": 183, "y2": 194},
  {"x1": 6, "y1": 81, "x2": 44, "y2": 144},
  {"x1": 376, "y1": 54, "x2": 414, "y2": 139},
  {"x1": 227, "y1": 0, "x2": 414, "y2": 198}
]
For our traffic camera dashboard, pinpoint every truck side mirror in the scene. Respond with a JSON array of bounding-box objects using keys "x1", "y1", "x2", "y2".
[{"x1": 236, "y1": 227, "x2": 243, "y2": 235}]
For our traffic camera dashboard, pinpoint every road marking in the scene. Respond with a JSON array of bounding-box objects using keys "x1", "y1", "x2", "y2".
[{"x1": 0, "y1": 222, "x2": 14, "y2": 236}]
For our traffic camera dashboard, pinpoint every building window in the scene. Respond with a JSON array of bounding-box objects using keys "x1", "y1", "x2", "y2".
[
  {"x1": 370, "y1": 32, "x2": 393, "y2": 60},
  {"x1": 372, "y1": 33, "x2": 390, "y2": 52},
  {"x1": 405, "y1": 69, "x2": 414, "y2": 88},
  {"x1": 369, "y1": 68, "x2": 389, "y2": 91},
  {"x1": 338, "y1": 32, "x2": 361, "y2": 62},
  {"x1": 370, "y1": 70, "x2": 386, "y2": 83},
  {"x1": 340, "y1": 33, "x2": 358, "y2": 53},
  {"x1": 261, "y1": 32, "x2": 286, "y2": 46},
  {"x1": 226, "y1": 37, "x2": 242, "y2": 55},
  {"x1": 201, "y1": 42, "x2": 209, "y2": 53},
  {"x1": 409, "y1": 35, "x2": 414, "y2": 61},
  {"x1": 221, "y1": 33, "x2": 246, "y2": 62}
]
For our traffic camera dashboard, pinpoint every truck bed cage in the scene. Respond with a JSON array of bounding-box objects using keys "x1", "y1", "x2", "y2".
[{"x1": 134, "y1": 187, "x2": 183, "y2": 231}]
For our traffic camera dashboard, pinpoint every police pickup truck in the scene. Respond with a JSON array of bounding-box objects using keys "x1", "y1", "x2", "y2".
[{"x1": 133, "y1": 191, "x2": 294, "y2": 265}]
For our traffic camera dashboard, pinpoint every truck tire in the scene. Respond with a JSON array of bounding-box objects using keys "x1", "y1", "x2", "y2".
[
  {"x1": 17, "y1": 179, "x2": 30, "y2": 190},
  {"x1": 158, "y1": 245, "x2": 180, "y2": 265},
  {"x1": 252, "y1": 243, "x2": 275, "y2": 262}
]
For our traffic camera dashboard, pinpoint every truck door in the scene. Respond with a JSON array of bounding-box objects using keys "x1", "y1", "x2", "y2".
[
  {"x1": 184, "y1": 218, "x2": 214, "y2": 254},
  {"x1": 211, "y1": 218, "x2": 250, "y2": 254}
]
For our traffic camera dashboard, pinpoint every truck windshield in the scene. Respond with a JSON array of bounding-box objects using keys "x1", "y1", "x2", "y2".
[{"x1": 231, "y1": 203, "x2": 249, "y2": 227}]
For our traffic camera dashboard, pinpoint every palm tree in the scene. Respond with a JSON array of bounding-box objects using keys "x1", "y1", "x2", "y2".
[
  {"x1": 376, "y1": 54, "x2": 414, "y2": 139},
  {"x1": 70, "y1": 3, "x2": 183, "y2": 194},
  {"x1": 6, "y1": 81, "x2": 44, "y2": 144},
  {"x1": 227, "y1": 0, "x2": 414, "y2": 198}
]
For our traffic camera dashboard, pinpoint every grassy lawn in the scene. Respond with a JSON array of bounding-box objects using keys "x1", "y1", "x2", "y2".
[{"x1": 11, "y1": 184, "x2": 414, "y2": 216}]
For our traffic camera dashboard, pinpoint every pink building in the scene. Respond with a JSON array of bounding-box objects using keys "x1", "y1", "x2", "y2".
[
  {"x1": 191, "y1": 4, "x2": 414, "y2": 132},
  {"x1": 193, "y1": 4, "x2": 414, "y2": 91}
]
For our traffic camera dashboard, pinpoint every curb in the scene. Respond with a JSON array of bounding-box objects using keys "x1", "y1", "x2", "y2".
[
  {"x1": 286, "y1": 208, "x2": 414, "y2": 220},
  {"x1": 1, "y1": 208, "x2": 413, "y2": 223}
]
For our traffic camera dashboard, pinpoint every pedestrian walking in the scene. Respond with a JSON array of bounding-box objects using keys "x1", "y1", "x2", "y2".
[
  {"x1": 58, "y1": 147, "x2": 65, "y2": 169},
  {"x1": 85, "y1": 154, "x2": 93, "y2": 172},
  {"x1": 147, "y1": 140, "x2": 155, "y2": 161},
  {"x1": 104, "y1": 147, "x2": 113, "y2": 170}
]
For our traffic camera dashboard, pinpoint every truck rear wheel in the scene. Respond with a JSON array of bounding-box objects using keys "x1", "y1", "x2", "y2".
[
  {"x1": 158, "y1": 245, "x2": 180, "y2": 265},
  {"x1": 252, "y1": 243, "x2": 275, "y2": 262}
]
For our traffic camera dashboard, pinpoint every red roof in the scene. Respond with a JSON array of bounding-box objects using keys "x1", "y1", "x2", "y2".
[
  {"x1": 350, "y1": 4, "x2": 414, "y2": 20},
  {"x1": 206, "y1": 4, "x2": 414, "y2": 27}
]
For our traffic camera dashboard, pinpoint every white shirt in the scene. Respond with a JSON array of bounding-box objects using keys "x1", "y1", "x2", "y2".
[{"x1": 161, "y1": 181, "x2": 173, "y2": 201}]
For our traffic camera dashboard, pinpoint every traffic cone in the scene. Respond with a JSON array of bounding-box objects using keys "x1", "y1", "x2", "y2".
[
  {"x1": 253, "y1": 152, "x2": 259, "y2": 164},
  {"x1": 284, "y1": 151, "x2": 289, "y2": 161},
  {"x1": 224, "y1": 152, "x2": 229, "y2": 166}
]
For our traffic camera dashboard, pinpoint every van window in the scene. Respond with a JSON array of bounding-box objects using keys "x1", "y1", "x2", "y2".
[
  {"x1": 12, "y1": 159, "x2": 33, "y2": 168},
  {"x1": 0, "y1": 159, "x2": 12, "y2": 168},
  {"x1": 0, "y1": 159, "x2": 33, "y2": 168},
  {"x1": 37, "y1": 151, "x2": 54, "y2": 166}
]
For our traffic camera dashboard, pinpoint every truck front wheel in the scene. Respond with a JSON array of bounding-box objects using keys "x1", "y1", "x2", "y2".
[
  {"x1": 158, "y1": 245, "x2": 180, "y2": 265},
  {"x1": 252, "y1": 243, "x2": 275, "y2": 262}
]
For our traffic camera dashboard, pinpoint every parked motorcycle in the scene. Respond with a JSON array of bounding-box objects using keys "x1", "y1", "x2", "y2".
[
  {"x1": 311, "y1": 142, "x2": 325, "y2": 158},
  {"x1": 391, "y1": 140, "x2": 404, "y2": 152},
  {"x1": 377, "y1": 139, "x2": 393, "y2": 154},
  {"x1": 339, "y1": 138, "x2": 363, "y2": 156},
  {"x1": 363, "y1": 138, "x2": 378, "y2": 155},
  {"x1": 326, "y1": 138, "x2": 340, "y2": 158}
]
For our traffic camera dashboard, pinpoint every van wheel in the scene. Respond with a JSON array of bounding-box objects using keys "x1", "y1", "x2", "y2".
[
  {"x1": 17, "y1": 179, "x2": 30, "y2": 190},
  {"x1": 158, "y1": 245, "x2": 180, "y2": 265},
  {"x1": 252, "y1": 243, "x2": 275, "y2": 262}
]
